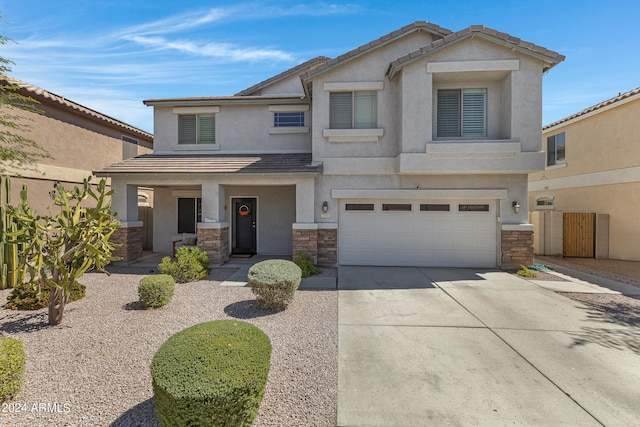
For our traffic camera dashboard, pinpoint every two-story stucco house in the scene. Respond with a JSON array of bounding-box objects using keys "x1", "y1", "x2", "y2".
[
  {"x1": 529, "y1": 87, "x2": 640, "y2": 261},
  {"x1": 96, "y1": 21, "x2": 564, "y2": 268}
]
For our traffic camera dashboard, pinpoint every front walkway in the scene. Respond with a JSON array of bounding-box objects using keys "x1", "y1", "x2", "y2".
[{"x1": 337, "y1": 266, "x2": 640, "y2": 426}]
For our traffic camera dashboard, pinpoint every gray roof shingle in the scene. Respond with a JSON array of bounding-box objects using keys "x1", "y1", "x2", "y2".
[
  {"x1": 94, "y1": 153, "x2": 321, "y2": 176},
  {"x1": 386, "y1": 25, "x2": 565, "y2": 79}
]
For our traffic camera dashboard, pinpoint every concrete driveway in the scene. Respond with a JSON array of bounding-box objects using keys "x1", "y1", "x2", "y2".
[{"x1": 338, "y1": 266, "x2": 640, "y2": 426}]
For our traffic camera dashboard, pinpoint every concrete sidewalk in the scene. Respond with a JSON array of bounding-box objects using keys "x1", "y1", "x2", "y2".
[{"x1": 338, "y1": 266, "x2": 640, "y2": 426}]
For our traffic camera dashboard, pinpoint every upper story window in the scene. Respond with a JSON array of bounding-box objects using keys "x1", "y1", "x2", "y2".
[
  {"x1": 178, "y1": 114, "x2": 215, "y2": 145},
  {"x1": 547, "y1": 132, "x2": 565, "y2": 166},
  {"x1": 330, "y1": 91, "x2": 377, "y2": 129},
  {"x1": 274, "y1": 112, "x2": 305, "y2": 127},
  {"x1": 437, "y1": 88, "x2": 487, "y2": 138}
]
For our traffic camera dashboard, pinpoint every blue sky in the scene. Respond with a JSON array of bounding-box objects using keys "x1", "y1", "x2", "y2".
[{"x1": 0, "y1": 0, "x2": 638, "y2": 133}]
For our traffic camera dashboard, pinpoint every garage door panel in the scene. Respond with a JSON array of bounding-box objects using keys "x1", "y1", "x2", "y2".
[{"x1": 339, "y1": 199, "x2": 497, "y2": 268}]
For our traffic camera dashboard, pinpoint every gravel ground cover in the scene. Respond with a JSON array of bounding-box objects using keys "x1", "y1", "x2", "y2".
[{"x1": 0, "y1": 266, "x2": 337, "y2": 427}]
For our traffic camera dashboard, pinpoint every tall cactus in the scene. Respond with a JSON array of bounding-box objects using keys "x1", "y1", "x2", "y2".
[{"x1": 0, "y1": 175, "x2": 22, "y2": 289}]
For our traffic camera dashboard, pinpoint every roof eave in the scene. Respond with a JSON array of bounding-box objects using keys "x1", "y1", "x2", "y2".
[{"x1": 143, "y1": 95, "x2": 309, "y2": 107}]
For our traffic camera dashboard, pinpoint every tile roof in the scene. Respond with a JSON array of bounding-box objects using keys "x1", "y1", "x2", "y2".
[
  {"x1": 94, "y1": 153, "x2": 321, "y2": 176},
  {"x1": 386, "y1": 25, "x2": 565, "y2": 80},
  {"x1": 1, "y1": 75, "x2": 152, "y2": 140},
  {"x1": 299, "y1": 21, "x2": 453, "y2": 83},
  {"x1": 234, "y1": 56, "x2": 330, "y2": 96},
  {"x1": 544, "y1": 86, "x2": 640, "y2": 130}
]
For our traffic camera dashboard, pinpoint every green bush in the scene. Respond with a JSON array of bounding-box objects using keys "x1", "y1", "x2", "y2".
[
  {"x1": 4, "y1": 281, "x2": 86, "y2": 310},
  {"x1": 158, "y1": 247, "x2": 211, "y2": 283},
  {"x1": 150, "y1": 320, "x2": 271, "y2": 427},
  {"x1": 248, "y1": 259, "x2": 302, "y2": 310},
  {"x1": 138, "y1": 275, "x2": 175, "y2": 308},
  {"x1": 517, "y1": 265, "x2": 537, "y2": 278},
  {"x1": 293, "y1": 251, "x2": 321, "y2": 278},
  {"x1": 0, "y1": 337, "x2": 25, "y2": 402}
]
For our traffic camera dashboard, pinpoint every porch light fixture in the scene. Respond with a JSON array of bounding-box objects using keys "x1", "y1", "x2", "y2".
[
  {"x1": 512, "y1": 201, "x2": 521, "y2": 214},
  {"x1": 322, "y1": 201, "x2": 329, "y2": 213}
]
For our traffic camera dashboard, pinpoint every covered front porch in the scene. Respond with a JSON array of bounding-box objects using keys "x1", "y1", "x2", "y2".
[{"x1": 96, "y1": 153, "x2": 334, "y2": 265}]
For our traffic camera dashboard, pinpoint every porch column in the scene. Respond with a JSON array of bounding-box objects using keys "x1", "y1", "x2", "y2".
[
  {"x1": 293, "y1": 179, "x2": 318, "y2": 262},
  {"x1": 110, "y1": 180, "x2": 143, "y2": 262},
  {"x1": 500, "y1": 224, "x2": 534, "y2": 269},
  {"x1": 198, "y1": 181, "x2": 229, "y2": 263}
]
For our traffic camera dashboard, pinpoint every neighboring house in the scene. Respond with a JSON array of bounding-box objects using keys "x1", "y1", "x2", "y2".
[
  {"x1": 0, "y1": 77, "x2": 154, "y2": 246},
  {"x1": 96, "y1": 21, "x2": 563, "y2": 268},
  {"x1": 529, "y1": 87, "x2": 640, "y2": 261}
]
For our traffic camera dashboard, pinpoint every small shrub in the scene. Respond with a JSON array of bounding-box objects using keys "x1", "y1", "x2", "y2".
[
  {"x1": 158, "y1": 247, "x2": 211, "y2": 283},
  {"x1": 0, "y1": 337, "x2": 25, "y2": 402},
  {"x1": 293, "y1": 251, "x2": 321, "y2": 278},
  {"x1": 138, "y1": 275, "x2": 175, "y2": 308},
  {"x1": 248, "y1": 259, "x2": 302, "y2": 310},
  {"x1": 517, "y1": 265, "x2": 537, "y2": 278},
  {"x1": 150, "y1": 320, "x2": 271, "y2": 427},
  {"x1": 5, "y1": 281, "x2": 86, "y2": 310}
]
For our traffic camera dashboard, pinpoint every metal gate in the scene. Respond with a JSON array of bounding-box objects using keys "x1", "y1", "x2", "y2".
[{"x1": 563, "y1": 213, "x2": 595, "y2": 257}]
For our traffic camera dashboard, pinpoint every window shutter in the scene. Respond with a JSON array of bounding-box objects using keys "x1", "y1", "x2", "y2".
[
  {"x1": 437, "y1": 90, "x2": 461, "y2": 137},
  {"x1": 330, "y1": 92, "x2": 353, "y2": 129},
  {"x1": 198, "y1": 114, "x2": 215, "y2": 144},
  {"x1": 462, "y1": 89, "x2": 486, "y2": 137},
  {"x1": 178, "y1": 115, "x2": 197, "y2": 144},
  {"x1": 354, "y1": 91, "x2": 377, "y2": 129}
]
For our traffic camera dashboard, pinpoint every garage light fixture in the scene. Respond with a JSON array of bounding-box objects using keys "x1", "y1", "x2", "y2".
[
  {"x1": 512, "y1": 201, "x2": 521, "y2": 214},
  {"x1": 322, "y1": 201, "x2": 329, "y2": 213}
]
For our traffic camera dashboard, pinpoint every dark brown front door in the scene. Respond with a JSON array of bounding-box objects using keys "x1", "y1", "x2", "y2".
[{"x1": 233, "y1": 198, "x2": 257, "y2": 254}]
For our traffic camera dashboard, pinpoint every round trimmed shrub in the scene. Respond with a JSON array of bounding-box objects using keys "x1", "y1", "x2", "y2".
[
  {"x1": 150, "y1": 320, "x2": 271, "y2": 427},
  {"x1": 0, "y1": 337, "x2": 25, "y2": 402},
  {"x1": 248, "y1": 259, "x2": 302, "y2": 310},
  {"x1": 138, "y1": 275, "x2": 175, "y2": 308}
]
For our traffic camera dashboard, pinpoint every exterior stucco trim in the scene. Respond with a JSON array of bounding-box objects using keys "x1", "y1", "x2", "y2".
[{"x1": 331, "y1": 188, "x2": 508, "y2": 199}]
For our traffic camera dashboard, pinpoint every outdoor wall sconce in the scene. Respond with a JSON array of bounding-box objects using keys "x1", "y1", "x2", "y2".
[
  {"x1": 512, "y1": 201, "x2": 521, "y2": 214},
  {"x1": 322, "y1": 201, "x2": 329, "y2": 213}
]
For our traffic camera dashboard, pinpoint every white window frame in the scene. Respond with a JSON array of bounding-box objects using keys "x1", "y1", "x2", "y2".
[
  {"x1": 329, "y1": 91, "x2": 377, "y2": 129},
  {"x1": 437, "y1": 88, "x2": 487, "y2": 138}
]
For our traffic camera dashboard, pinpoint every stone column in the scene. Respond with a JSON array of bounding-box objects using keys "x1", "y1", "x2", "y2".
[
  {"x1": 197, "y1": 222, "x2": 229, "y2": 264},
  {"x1": 501, "y1": 225, "x2": 534, "y2": 269},
  {"x1": 317, "y1": 225, "x2": 338, "y2": 264},
  {"x1": 292, "y1": 224, "x2": 318, "y2": 264},
  {"x1": 112, "y1": 222, "x2": 144, "y2": 262}
]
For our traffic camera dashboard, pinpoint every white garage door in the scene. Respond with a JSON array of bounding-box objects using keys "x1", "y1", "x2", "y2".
[{"x1": 338, "y1": 200, "x2": 497, "y2": 267}]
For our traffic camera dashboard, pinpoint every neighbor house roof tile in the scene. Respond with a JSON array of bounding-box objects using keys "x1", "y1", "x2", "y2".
[
  {"x1": 544, "y1": 86, "x2": 640, "y2": 130},
  {"x1": 1, "y1": 76, "x2": 152, "y2": 140}
]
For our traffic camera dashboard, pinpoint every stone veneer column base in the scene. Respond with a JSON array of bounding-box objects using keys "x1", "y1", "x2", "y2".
[
  {"x1": 501, "y1": 229, "x2": 534, "y2": 269},
  {"x1": 112, "y1": 222, "x2": 143, "y2": 262},
  {"x1": 317, "y1": 228, "x2": 337, "y2": 264},
  {"x1": 292, "y1": 225, "x2": 318, "y2": 264},
  {"x1": 198, "y1": 224, "x2": 229, "y2": 265}
]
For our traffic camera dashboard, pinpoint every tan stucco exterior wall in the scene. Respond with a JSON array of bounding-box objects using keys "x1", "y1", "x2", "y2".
[
  {"x1": 1, "y1": 91, "x2": 152, "y2": 213},
  {"x1": 529, "y1": 94, "x2": 640, "y2": 261}
]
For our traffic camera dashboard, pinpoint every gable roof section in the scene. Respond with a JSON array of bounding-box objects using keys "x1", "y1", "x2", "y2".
[
  {"x1": 234, "y1": 56, "x2": 330, "y2": 96},
  {"x1": 1, "y1": 76, "x2": 153, "y2": 140},
  {"x1": 94, "y1": 153, "x2": 322, "y2": 176},
  {"x1": 300, "y1": 21, "x2": 453, "y2": 84},
  {"x1": 386, "y1": 25, "x2": 565, "y2": 80},
  {"x1": 544, "y1": 86, "x2": 640, "y2": 131}
]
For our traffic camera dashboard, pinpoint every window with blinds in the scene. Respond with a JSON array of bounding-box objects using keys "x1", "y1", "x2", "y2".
[
  {"x1": 178, "y1": 114, "x2": 216, "y2": 144},
  {"x1": 330, "y1": 91, "x2": 377, "y2": 129},
  {"x1": 437, "y1": 88, "x2": 487, "y2": 138}
]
